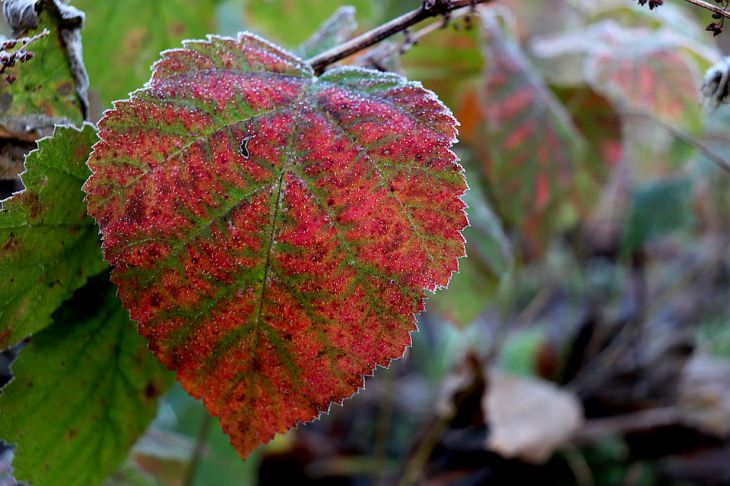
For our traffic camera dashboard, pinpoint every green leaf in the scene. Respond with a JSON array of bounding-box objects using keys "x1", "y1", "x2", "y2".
[
  {"x1": 0, "y1": 276, "x2": 173, "y2": 486},
  {"x1": 244, "y1": 0, "x2": 377, "y2": 48},
  {"x1": 295, "y1": 6, "x2": 357, "y2": 59},
  {"x1": 401, "y1": 23, "x2": 484, "y2": 110},
  {"x1": 71, "y1": 0, "x2": 218, "y2": 107},
  {"x1": 0, "y1": 123, "x2": 105, "y2": 348},
  {"x1": 623, "y1": 177, "x2": 694, "y2": 253},
  {"x1": 0, "y1": 2, "x2": 86, "y2": 126}
]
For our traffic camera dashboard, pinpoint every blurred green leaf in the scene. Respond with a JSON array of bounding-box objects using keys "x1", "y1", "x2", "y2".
[
  {"x1": 244, "y1": 0, "x2": 376, "y2": 48},
  {"x1": 430, "y1": 150, "x2": 514, "y2": 326},
  {"x1": 0, "y1": 277, "x2": 173, "y2": 486},
  {"x1": 295, "y1": 6, "x2": 357, "y2": 59},
  {"x1": 401, "y1": 24, "x2": 483, "y2": 110},
  {"x1": 0, "y1": 124, "x2": 105, "y2": 348},
  {"x1": 0, "y1": 4, "x2": 86, "y2": 125},
  {"x1": 623, "y1": 177, "x2": 694, "y2": 253},
  {"x1": 159, "y1": 385, "x2": 261, "y2": 486},
  {"x1": 72, "y1": 0, "x2": 218, "y2": 109}
]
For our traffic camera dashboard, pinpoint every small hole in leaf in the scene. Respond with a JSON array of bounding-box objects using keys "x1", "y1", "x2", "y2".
[{"x1": 240, "y1": 134, "x2": 255, "y2": 160}]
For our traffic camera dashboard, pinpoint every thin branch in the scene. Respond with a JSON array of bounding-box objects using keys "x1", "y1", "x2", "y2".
[
  {"x1": 358, "y1": 9, "x2": 473, "y2": 70},
  {"x1": 681, "y1": 0, "x2": 730, "y2": 20},
  {"x1": 622, "y1": 111, "x2": 730, "y2": 173},
  {"x1": 183, "y1": 413, "x2": 212, "y2": 486},
  {"x1": 308, "y1": 0, "x2": 492, "y2": 74}
]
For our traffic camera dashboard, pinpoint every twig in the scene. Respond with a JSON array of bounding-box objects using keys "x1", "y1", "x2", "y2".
[
  {"x1": 622, "y1": 111, "x2": 730, "y2": 173},
  {"x1": 681, "y1": 0, "x2": 730, "y2": 20},
  {"x1": 359, "y1": 8, "x2": 474, "y2": 70},
  {"x1": 373, "y1": 368, "x2": 395, "y2": 486},
  {"x1": 308, "y1": 0, "x2": 492, "y2": 74},
  {"x1": 183, "y1": 413, "x2": 212, "y2": 486},
  {"x1": 572, "y1": 407, "x2": 683, "y2": 444}
]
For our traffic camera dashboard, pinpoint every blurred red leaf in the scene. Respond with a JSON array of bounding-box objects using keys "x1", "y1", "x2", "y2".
[{"x1": 479, "y1": 11, "x2": 598, "y2": 255}]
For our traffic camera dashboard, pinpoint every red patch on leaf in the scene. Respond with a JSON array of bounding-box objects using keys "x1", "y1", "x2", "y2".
[{"x1": 84, "y1": 33, "x2": 467, "y2": 457}]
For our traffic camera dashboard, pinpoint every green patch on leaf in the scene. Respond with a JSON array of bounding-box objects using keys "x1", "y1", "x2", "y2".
[
  {"x1": 0, "y1": 275, "x2": 173, "y2": 486},
  {"x1": 0, "y1": 123, "x2": 106, "y2": 348}
]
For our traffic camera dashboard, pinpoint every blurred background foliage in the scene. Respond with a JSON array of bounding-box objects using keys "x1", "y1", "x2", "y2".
[{"x1": 3, "y1": 0, "x2": 730, "y2": 484}]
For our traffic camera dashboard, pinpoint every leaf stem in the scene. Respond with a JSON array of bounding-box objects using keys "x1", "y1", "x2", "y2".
[
  {"x1": 308, "y1": 0, "x2": 493, "y2": 74},
  {"x1": 183, "y1": 412, "x2": 212, "y2": 486},
  {"x1": 681, "y1": 0, "x2": 730, "y2": 20}
]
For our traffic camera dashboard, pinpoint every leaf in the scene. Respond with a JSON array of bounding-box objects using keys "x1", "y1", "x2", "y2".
[
  {"x1": 0, "y1": 123, "x2": 106, "y2": 348},
  {"x1": 483, "y1": 369, "x2": 584, "y2": 464},
  {"x1": 0, "y1": 275, "x2": 173, "y2": 486},
  {"x1": 84, "y1": 33, "x2": 467, "y2": 457},
  {"x1": 295, "y1": 6, "x2": 358, "y2": 60},
  {"x1": 429, "y1": 148, "x2": 514, "y2": 326},
  {"x1": 479, "y1": 11, "x2": 592, "y2": 255},
  {"x1": 531, "y1": 20, "x2": 704, "y2": 131},
  {"x1": 71, "y1": 0, "x2": 218, "y2": 108},
  {"x1": 0, "y1": 0, "x2": 87, "y2": 128},
  {"x1": 244, "y1": 0, "x2": 376, "y2": 48},
  {"x1": 401, "y1": 24, "x2": 483, "y2": 110},
  {"x1": 586, "y1": 45, "x2": 701, "y2": 129},
  {"x1": 623, "y1": 177, "x2": 694, "y2": 253}
]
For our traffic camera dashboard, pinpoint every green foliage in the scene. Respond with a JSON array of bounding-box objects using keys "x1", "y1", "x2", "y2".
[
  {"x1": 295, "y1": 6, "x2": 358, "y2": 59},
  {"x1": 0, "y1": 276, "x2": 173, "y2": 486},
  {"x1": 72, "y1": 0, "x2": 218, "y2": 107},
  {"x1": 0, "y1": 124, "x2": 105, "y2": 348},
  {"x1": 0, "y1": 5, "x2": 85, "y2": 124},
  {"x1": 243, "y1": 0, "x2": 376, "y2": 47},
  {"x1": 623, "y1": 177, "x2": 695, "y2": 252}
]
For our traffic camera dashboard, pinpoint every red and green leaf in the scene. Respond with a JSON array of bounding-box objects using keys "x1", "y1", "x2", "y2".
[
  {"x1": 84, "y1": 33, "x2": 467, "y2": 457},
  {"x1": 479, "y1": 11, "x2": 595, "y2": 255}
]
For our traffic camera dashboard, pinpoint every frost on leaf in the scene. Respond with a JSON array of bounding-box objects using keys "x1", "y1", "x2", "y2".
[{"x1": 84, "y1": 33, "x2": 467, "y2": 457}]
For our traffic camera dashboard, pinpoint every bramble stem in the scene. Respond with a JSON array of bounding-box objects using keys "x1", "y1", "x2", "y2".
[
  {"x1": 308, "y1": 0, "x2": 492, "y2": 74},
  {"x1": 681, "y1": 0, "x2": 730, "y2": 20}
]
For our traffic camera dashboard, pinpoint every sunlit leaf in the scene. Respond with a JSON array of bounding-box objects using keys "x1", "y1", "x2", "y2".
[
  {"x1": 84, "y1": 33, "x2": 467, "y2": 457},
  {"x1": 0, "y1": 276, "x2": 173, "y2": 486},
  {"x1": 0, "y1": 123, "x2": 105, "y2": 348},
  {"x1": 72, "y1": 0, "x2": 218, "y2": 108}
]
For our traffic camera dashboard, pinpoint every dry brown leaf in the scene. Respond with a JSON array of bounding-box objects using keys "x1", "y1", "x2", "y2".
[{"x1": 483, "y1": 369, "x2": 584, "y2": 463}]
